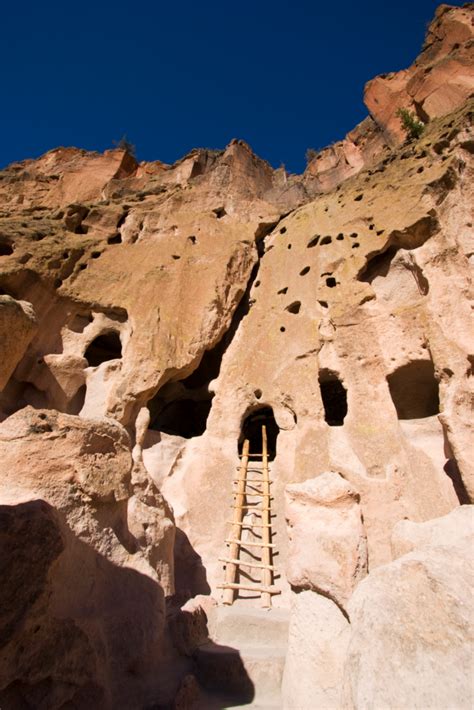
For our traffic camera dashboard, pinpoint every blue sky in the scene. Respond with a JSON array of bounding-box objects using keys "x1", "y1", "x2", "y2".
[{"x1": 1, "y1": 1, "x2": 460, "y2": 173}]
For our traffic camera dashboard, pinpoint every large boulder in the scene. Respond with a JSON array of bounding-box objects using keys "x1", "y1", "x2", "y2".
[
  {"x1": 282, "y1": 590, "x2": 349, "y2": 709},
  {"x1": 285, "y1": 472, "x2": 368, "y2": 609},
  {"x1": 343, "y1": 506, "x2": 474, "y2": 709}
]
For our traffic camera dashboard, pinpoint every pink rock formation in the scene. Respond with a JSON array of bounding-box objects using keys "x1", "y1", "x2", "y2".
[{"x1": 0, "y1": 4, "x2": 473, "y2": 707}]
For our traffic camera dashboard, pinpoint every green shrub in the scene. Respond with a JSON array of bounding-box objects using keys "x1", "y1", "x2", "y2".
[
  {"x1": 113, "y1": 135, "x2": 136, "y2": 157},
  {"x1": 396, "y1": 108, "x2": 425, "y2": 140},
  {"x1": 305, "y1": 147, "x2": 319, "y2": 164}
]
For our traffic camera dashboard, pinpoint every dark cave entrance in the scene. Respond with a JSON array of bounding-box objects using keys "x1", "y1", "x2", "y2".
[
  {"x1": 84, "y1": 331, "x2": 122, "y2": 367},
  {"x1": 387, "y1": 360, "x2": 439, "y2": 419},
  {"x1": 319, "y1": 370, "x2": 348, "y2": 426},
  {"x1": 238, "y1": 406, "x2": 279, "y2": 461}
]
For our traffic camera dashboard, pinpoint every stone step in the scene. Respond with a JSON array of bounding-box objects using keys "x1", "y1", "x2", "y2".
[
  {"x1": 194, "y1": 641, "x2": 286, "y2": 706},
  {"x1": 215, "y1": 605, "x2": 290, "y2": 648}
]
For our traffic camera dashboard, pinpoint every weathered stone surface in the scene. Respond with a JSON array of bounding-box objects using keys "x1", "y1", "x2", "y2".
[
  {"x1": 282, "y1": 590, "x2": 349, "y2": 710},
  {"x1": 0, "y1": 5, "x2": 472, "y2": 705},
  {"x1": 285, "y1": 472, "x2": 367, "y2": 608},
  {"x1": 343, "y1": 506, "x2": 474, "y2": 710},
  {"x1": 0, "y1": 295, "x2": 37, "y2": 393}
]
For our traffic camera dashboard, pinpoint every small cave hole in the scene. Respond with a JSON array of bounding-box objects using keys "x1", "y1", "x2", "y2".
[
  {"x1": 148, "y1": 398, "x2": 212, "y2": 438},
  {"x1": 172, "y1": 254, "x2": 181, "y2": 260},
  {"x1": 280, "y1": 326, "x2": 286, "y2": 332},
  {"x1": 350, "y1": 232, "x2": 358, "y2": 239},
  {"x1": 286, "y1": 301, "x2": 301, "y2": 314},
  {"x1": 287, "y1": 244, "x2": 292, "y2": 250},
  {"x1": 254, "y1": 280, "x2": 261, "y2": 288},
  {"x1": 299, "y1": 266, "x2": 310, "y2": 276},
  {"x1": 336, "y1": 233, "x2": 344, "y2": 241},
  {"x1": 387, "y1": 360, "x2": 440, "y2": 419},
  {"x1": 187, "y1": 235, "x2": 197, "y2": 244},
  {"x1": 307, "y1": 235, "x2": 320, "y2": 248},
  {"x1": 0, "y1": 242, "x2": 14, "y2": 256},
  {"x1": 352, "y1": 242, "x2": 360, "y2": 249},
  {"x1": 326, "y1": 277, "x2": 337, "y2": 288},
  {"x1": 254, "y1": 388, "x2": 262, "y2": 400},
  {"x1": 238, "y1": 406, "x2": 279, "y2": 461},
  {"x1": 91, "y1": 251, "x2": 101, "y2": 259},
  {"x1": 319, "y1": 370, "x2": 348, "y2": 426},
  {"x1": 354, "y1": 194, "x2": 364, "y2": 201},
  {"x1": 213, "y1": 207, "x2": 226, "y2": 219},
  {"x1": 107, "y1": 233, "x2": 122, "y2": 244},
  {"x1": 277, "y1": 287, "x2": 288, "y2": 295},
  {"x1": 318, "y1": 300, "x2": 328, "y2": 308},
  {"x1": 280, "y1": 227, "x2": 287, "y2": 234},
  {"x1": 320, "y1": 236, "x2": 332, "y2": 246},
  {"x1": 84, "y1": 331, "x2": 122, "y2": 367}
]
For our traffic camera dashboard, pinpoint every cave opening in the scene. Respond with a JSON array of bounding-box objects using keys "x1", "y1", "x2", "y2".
[
  {"x1": 148, "y1": 397, "x2": 213, "y2": 438},
  {"x1": 319, "y1": 370, "x2": 348, "y2": 426},
  {"x1": 238, "y1": 406, "x2": 279, "y2": 461},
  {"x1": 84, "y1": 331, "x2": 122, "y2": 367},
  {"x1": 387, "y1": 360, "x2": 439, "y2": 419}
]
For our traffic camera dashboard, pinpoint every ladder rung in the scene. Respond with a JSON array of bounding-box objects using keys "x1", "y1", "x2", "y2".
[
  {"x1": 233, "y1": 491, "x2": 272, "y2": 498},
  {"x1": 226, "y1": 521, "x2": 273, "y2": 528},
  {"x1": 219, "y1": 557, "x2": 277, "y2": 571},
  {"x1": 231, "y1": 505, "x2": 273, "y2": 511},
  {"x1": 217, "y1": 582, "x2": 281, "y2": 594},
  {"x1": 239, "y1": 453, "x2": 264, "y2": 458},
  {"x1": 232, "y1": 478, "x2": 272, "y2": 483},
  {"x1": 225, "y1": 538, "x2": 276, "y2": 548}
]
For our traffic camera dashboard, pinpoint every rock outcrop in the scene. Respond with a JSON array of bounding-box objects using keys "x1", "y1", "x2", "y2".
[
  {"x1": 0, "y1": 4, "x2": 473, "y2": 707},
  {"x1": 343, "y1": 506, "x2": 474, "y2": 710}
]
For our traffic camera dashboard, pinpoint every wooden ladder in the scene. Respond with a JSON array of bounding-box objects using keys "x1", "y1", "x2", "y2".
[{"x1": 218, "y1": 424, "x2": 280, "y2": 607}]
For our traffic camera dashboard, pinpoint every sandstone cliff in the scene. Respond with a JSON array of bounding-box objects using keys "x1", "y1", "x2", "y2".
[{"x1": 0, "y1": 4, "x2": 473, "y2": 708}]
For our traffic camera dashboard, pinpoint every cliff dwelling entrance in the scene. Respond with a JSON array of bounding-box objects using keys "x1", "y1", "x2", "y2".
[
  {"x1": 319, "y1": 370, "x2": 347, "y2": 426},
  {"x1": 148, "y1": 396, "x2": 212, "y2": 438},
  {"x1": 84, "y1": 331, "x2": 122, "y2": 367},
  {"x1": 238, "y1": 407, "x2": 279, "y2": 461},
  {"x1": 387, "y1": 360, "x2": 439, "y2": 419}
]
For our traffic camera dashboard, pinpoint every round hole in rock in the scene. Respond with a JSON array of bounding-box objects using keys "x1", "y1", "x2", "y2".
[
  {"x1": 0, "y1": 242, "x2": 14, "y2": 256},
  {"x1": 84, "y1": 331, "x2": 122, "y2": 367},
  {"x1": 280, "y1": 227, "x2": 287, "y2": 234},
  {"x1": 387, "y1": 360, "x2": 439, "y2": 419},
  {"x1": 336, "y1": 234, "x2": 344, "y2": 241},
  {"x1": 319, "y1": 369, "x2": 347, "y2": 426},
  {"x1": 299, "y1": 266, "x2": 310, "y2": 276},
  {"x1": 91, "y1": 251, "x2": 101, "y2": 259},
  {"x1": 287, "y1": 244, "x2": 292, "y2": 250},
  {"x1": 280, "y1": 326, "x2": 286, "y2": 332},
  {"x1": 352, "y1": 242, "x2": 360, "y2": 248},
  {"x1": 326, "y1": 277, "x2": 337, "y2": 288},
  {"x1": 238, "y1": 406, "x2": 279, "y2": 461},
  {"x1": 254, "y1": 388, "x2": 262, "y2": 399},
  {"x1": 254, "y1": 280, "x2": 261, "y2": 288},
  {"x1": 286, "y1": 301, "x2": 301, "y2": 314},
  {"x1": 187, "y1": 235, "x2": 197, "y2": 245}
]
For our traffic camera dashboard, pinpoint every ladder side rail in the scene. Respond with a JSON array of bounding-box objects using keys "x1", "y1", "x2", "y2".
[
  {"x1": 223, "y1": 438, "x2": 249, "y2": 605},
  {"x1": 261, "y1": 425, "x2": 273, "y2": 608}
]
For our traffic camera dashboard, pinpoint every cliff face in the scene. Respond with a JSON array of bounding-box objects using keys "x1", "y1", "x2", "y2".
[{"x1": 0, "y1": 4, "x2": 473, "y2": 709}]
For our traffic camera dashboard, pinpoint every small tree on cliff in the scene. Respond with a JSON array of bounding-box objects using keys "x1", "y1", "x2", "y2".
[
  {"x1": 396, "y1": 108, "x2": 425, "y2": 140},
  {"x1": 113, "y1": 135, "x2": 136, "y2": 157}
]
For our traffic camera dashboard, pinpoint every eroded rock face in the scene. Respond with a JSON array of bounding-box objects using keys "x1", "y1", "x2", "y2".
[
  {"x1": 285, "y1": 472, "x2": 368, "y2": 609},
  {"x1": 0, "y1": 408, "x2": 175, "y2": 708},
  {"x1": 281, "y1": 590, "x2": 350, "y2": 710},
  {"x1": 343, "y1": 506, "x2": 474, "y2": 710},
  {"x1": 0, "y1": 4, "x2": 472, "y2": 706}
]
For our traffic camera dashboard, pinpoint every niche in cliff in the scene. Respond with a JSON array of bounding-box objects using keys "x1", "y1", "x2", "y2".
[
  {"x1": 84, "y1": 332, "x2": 122, "y2": 367},
  {"x1": 319, "y1": 370, "x2": 347, "y2": 426},
  {"x1": 387, "y1": 360, "x2": 439, "y2": 419}
]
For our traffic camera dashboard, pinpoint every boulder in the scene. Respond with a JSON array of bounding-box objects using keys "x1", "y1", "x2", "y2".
[
  {"x1": 285, "y1": 472, "x2": 368, "y2": 608},
  {"x1": 282, "y1": 590, "x2": 349, "y2": 709},
  {"x1": 343, "y1": 506, "x2": 474, "y2": 709}
]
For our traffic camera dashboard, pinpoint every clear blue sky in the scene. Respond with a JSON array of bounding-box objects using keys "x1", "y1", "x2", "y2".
[{"x1": 1, "y1": 1, "x2": 461, "y2": 174}]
